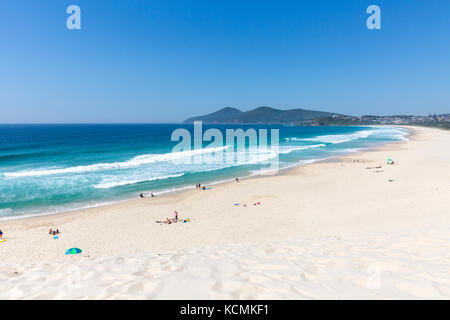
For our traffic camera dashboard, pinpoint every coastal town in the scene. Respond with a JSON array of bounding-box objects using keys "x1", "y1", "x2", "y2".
[{"x1": 308, "y1": 113, "x2": 450, "y2": 128}]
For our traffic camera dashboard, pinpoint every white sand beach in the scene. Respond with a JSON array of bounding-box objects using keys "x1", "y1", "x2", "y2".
[{"x1": 1, "y1": 126, "x2": 450, "y2": 299}]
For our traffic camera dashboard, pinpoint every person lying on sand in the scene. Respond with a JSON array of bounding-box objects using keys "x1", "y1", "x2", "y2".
[
  {"x1": 155, "y1": 217, "x2": 176, "y2": 224},
  {"x1": 156, "y1": 218, "x2": 174, "y2": 224},
  {"x1": 156, "y1": 212, "x2": 191, "y2": 225},
  {"x1": 366, "y1": 165, "x2": 382, "y2": 169}
]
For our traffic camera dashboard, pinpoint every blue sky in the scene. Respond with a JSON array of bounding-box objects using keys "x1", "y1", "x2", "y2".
[{"x1": 0, "y1": 0, "x2": 449, "y2": 123}]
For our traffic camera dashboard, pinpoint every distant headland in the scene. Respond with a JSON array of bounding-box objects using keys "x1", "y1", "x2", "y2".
[{"x1": 184, "y1": 106, "x2": 450, "y2": 128}]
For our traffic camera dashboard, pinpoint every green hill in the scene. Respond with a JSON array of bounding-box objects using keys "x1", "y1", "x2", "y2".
[{"x1": 183, "y1": 106, "x2": 340, "y2": 124}]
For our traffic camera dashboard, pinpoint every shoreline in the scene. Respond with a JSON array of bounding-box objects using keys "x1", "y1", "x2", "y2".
[
  {"x1": 1, "y1": 125, "x2": 450, "y2": 299},
  {"x1": 0, "y1": 126, "x2": 422, "y2": 252},
  {"x1": 0, "y1": 125, "x2": 411, "y2": 223}
]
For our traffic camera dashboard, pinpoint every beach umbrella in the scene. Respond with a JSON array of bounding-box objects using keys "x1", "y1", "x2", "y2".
[
  {"x1": 387, "y1": 159, "x2": 393, "y2": 162},
  {"x1": 65, "y1": 248, "x2": 82, "y2": 255}
]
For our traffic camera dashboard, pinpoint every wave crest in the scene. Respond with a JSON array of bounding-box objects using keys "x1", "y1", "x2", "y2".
[
  {"x1": 4, "y1": 146, "x2": 230, "y2": 178},
  {"x1": 94, "y1": 173, "x2": 185, "y2": 189}
]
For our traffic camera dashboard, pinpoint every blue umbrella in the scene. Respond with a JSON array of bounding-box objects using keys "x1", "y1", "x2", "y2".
[{"x1": 65, "y1": 248, "x2": 82, "y2": 255}]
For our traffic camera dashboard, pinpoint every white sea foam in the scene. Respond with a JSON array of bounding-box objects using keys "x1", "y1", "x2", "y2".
[
  {"x1": 278, "y1": 144, "x2": 326, "y2": 154},
  {"x1": 287, "y1": 127, "x2": 409, "y2": 145},
  {"x1": 288, "y1": 130, "x2": 376, "y2": 144},
  {"x1": 0, "y1": 208, "x2": 13, "y2": 217},
  {"x1": 4, "y1": 146, "x2": 230, "y2": 178},
  {"x1": 370, "y1": 127, "x2": 410, "y2": 141},
  {"x1": 94, "y1": 173, "x2": 185, "y2": 189},
  {"x1": 330, "y1": 148, "x2": 364, "y2": 154},
  {"x1": 5, "y1": 129, "x2": 386, "y2": 179}
]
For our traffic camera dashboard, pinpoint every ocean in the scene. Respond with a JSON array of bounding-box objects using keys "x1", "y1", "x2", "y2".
[{"x1": 0, "y1": 124, "x2": 408, "y2": 219}]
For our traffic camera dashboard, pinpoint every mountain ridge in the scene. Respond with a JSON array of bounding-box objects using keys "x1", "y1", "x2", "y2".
[{"x1": 183, "y1": 106, "x2": 340, "y2": 124}]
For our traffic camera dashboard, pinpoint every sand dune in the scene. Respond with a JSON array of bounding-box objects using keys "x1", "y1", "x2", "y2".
[
  {"x1": 1, "y1": 225, "x2": 449, "y2": 299},
  {"x1": 1, "y1": 126, "x2": 450, "y2": 299}
]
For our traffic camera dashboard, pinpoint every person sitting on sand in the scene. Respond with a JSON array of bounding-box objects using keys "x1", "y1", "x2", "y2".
[
  {"x1": 165, "y1": 218, "x2": 172, "y2": 224},
  {"x1": 49, "y1": 229, "x2": 53, "y2": 235},
  {"x1": 0, "y1": 230, "x2": 3, "y2": 239},
  {"x1": 56, "y1": 229, "x2": 60, "y2": 234}
]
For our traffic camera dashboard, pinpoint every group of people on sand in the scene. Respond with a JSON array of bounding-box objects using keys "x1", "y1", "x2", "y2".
[
  {"x1": 156, "y1": 211, "x2": 191, "y2": 225},
  {"x1": 195, "y1": 183, "x2": 206, "y2": 190},
  {"x1": 140, "y1": 192, "x2": 155, "y2": 198},
  {"x1": 49, "y1": 228, "x2": 60, "y2": 236}
]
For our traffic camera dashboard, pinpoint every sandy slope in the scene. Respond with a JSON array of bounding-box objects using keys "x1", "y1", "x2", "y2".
[{"x1": 1, "y1": 126, "x2": 449, "y2": 299}]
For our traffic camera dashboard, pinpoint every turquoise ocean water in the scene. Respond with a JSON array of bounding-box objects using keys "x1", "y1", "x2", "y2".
[{"x1": 0, "y1": 124, "x2": 408, "y2": 219}]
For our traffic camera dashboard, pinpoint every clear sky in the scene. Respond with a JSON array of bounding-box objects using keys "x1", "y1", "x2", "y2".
[{"x1": 0, "y1": 0, "x2": 449, "y2": 123}]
